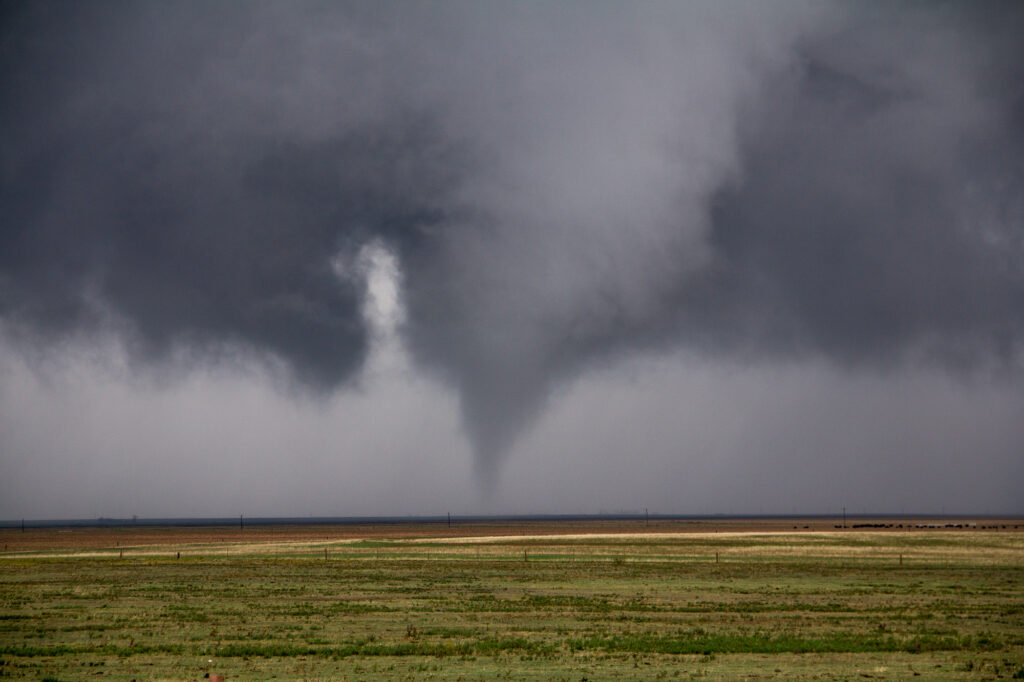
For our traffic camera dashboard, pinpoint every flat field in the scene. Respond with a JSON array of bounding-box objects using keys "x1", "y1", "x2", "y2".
[{"x1": 1, "y1": 519, "x2": 1022, "y2": 680}]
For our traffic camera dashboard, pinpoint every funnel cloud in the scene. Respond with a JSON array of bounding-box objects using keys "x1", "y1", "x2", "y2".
[{"x1": 1, "y1": 2, "x2": 1023, "y2": 515}]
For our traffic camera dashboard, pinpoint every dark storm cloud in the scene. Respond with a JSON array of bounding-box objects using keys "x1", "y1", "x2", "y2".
[
  {"x1": 2, "y1": 2, "x2": 1022, "y2": 480},
  {"x1": 1, "y1": 1, "x2": 457, "y2": 387},
  {"x1": 702, "y1": 6, "x2": 1024, "y2": 368}
]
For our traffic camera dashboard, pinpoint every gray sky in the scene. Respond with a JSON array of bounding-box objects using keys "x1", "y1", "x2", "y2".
[{"x1": 2, "y1": 1, "x2": 1022, "y2": 519}]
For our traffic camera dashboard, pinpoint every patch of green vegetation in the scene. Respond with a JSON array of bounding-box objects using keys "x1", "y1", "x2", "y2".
[{"x1": 568, "y1": 631, "x2": 1000, "y2": 654}]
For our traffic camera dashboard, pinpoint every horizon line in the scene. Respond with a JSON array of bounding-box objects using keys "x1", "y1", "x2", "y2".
[{"x1": 3, "y1": 511, "x2": 1023, "y2": 529}]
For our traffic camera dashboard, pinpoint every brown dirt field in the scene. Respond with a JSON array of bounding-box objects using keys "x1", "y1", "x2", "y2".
[{"x1": 2, "y1": 516, "x2": 1021, "y2": 554}]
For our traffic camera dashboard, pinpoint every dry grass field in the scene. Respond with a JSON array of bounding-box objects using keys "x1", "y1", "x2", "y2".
[{"x1": 2, "y1": 518, "x2": 1022, "y2": 680}]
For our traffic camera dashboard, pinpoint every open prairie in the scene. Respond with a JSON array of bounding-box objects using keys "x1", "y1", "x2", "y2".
[{"x1": 2, "y1": 519, "x2": 1022, "y2": 680}]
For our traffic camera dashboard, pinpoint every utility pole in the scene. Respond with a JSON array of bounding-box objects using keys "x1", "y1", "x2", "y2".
[
  {"x1": 448, "y1": 512, "x2": 451, "y2": 529},
  {"x1": 645, "y1": 508, "x2": 649, "y2": 526},
  {"x1": 240, "y1": 514, "x2": 244, "y2": 532},
  {"x1": 843, "y1": 506, "x2": 846, "y2": 529}
]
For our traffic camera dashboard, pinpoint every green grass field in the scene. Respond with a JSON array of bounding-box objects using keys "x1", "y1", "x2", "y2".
[{"x1": 2, "y1": 525, "x2": 1022, "y2": 680}]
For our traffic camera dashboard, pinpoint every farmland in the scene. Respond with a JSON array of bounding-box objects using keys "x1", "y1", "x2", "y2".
[{"x1": 2, "y1": 519, "x2": 1023, "y2": 680}]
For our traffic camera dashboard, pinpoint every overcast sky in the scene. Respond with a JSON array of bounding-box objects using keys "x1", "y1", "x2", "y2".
[{"x1": 2, "y1": 1, "x2": 1023, "y2": 519}]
